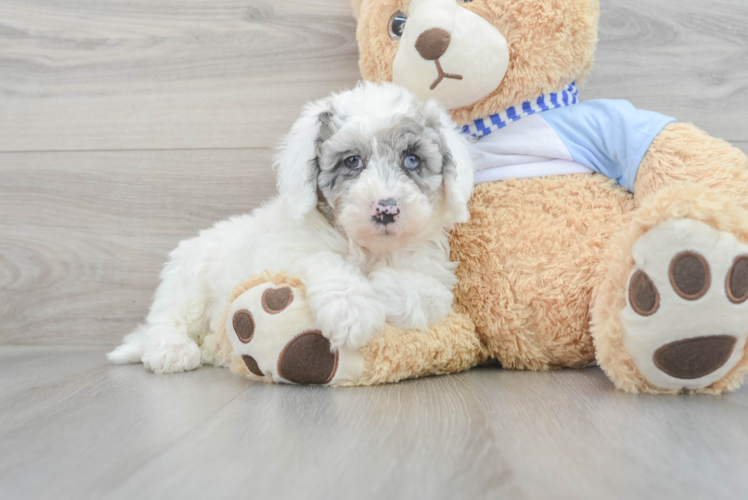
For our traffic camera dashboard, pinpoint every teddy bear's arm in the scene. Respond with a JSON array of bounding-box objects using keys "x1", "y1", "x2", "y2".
[{"x1": 634, "y1": 123, "x2": 748, "y2": 209}]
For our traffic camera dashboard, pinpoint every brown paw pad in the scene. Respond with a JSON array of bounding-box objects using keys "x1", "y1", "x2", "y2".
[
  {"x1": 233, "y1": 310, "x2": 255, "y2": 343},
  {"x1": 653, "y1": 335, "x2": 737, "y2": 379},
  {"x1": 629, "y1": 270, "x2": 660, "y2": 316},
  {"x1": 669, "y1": 251, "x2": 711, "y2": 300},
  {"x1": 242, "y1": 355, "x2": 263, "y2": 377},
  {"x1": 262, "y1": 287, "x2": 294, "y2": 314},
  {"x1": 277, "y1": 331, "x2": 338, "y2": 385},
  {"x1": 727, "y1": 255, "x2": 748, "y2": 304}
]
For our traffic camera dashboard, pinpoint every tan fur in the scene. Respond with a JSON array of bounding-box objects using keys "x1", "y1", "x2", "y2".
[
  {"x1": 450, "y1": 174, "x2": 634, "y2": 370},
  {"x1": 357, "y1": 310, "x2": 487, "y2": 386},
  {"x1": 356, "y1": 0, "x2": 599, "y2": 125},
  {"x1": 635, "y1": 122, "x2": 748, "y2": 209},
  {"x1": 356, "y1": 0, "x2": 404, "y2": 87}
]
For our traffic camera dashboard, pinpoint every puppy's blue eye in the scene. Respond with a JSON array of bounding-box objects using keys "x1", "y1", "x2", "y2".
[
  {"x1": 403, "y1": 155, "x2": 422, "y2": 170},
  {"x1": 344, "y1": 156, "x2": 364, "y2": 170}
]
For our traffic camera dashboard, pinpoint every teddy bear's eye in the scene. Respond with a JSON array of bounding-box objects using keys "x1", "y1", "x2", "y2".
[
  {"x1": 457, "y1": 0, "x2": 474, "y2": 3},
  {"x1": 388, "y1": 11, "x2": 408, "y2": 41}
]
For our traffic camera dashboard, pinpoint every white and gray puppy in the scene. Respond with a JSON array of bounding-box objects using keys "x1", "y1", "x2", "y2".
[{"x1": 108, "y1": 82, "x2": 474, "y2": 374}]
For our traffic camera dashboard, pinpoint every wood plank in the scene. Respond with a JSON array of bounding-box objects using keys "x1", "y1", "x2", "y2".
[
  {"x1": 86, "y1": 368, "x2": 748, "y2": 500},
  {"x1": 0, "y1": 347, "x2": 252, "y2": 499},
  {"x1": 585, "y1": 0, "x2": 748, "y2": 142},
  {"x1": 0, "y1": 149, "x2": 276, "y2": 346},
  {"x1": 1, "y1": 348, "x2": 746, "y2": 500},
  {"x1": 0, "y1": 0, "x2": 360, "y2": 152},
  {"x1": 1, "y1": 0, "x2": 747, "y2": 153},
  {"x1": 468, "y1": 368, "x2": 748, "y2": 499},
  {"x1": 116, "y1": 369, "x2": 521, "y2": 500}
]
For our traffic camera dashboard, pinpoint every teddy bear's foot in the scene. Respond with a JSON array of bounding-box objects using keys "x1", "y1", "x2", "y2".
[
  {"x1": 224, "y1": 279, "x2": 365, "y2": 385},
  {"x1": 621, "y1": 218, "x2": 748, "y2": 391},
  {"x1": 594, "y1": 184, "x2": 748, "y2": 394}
]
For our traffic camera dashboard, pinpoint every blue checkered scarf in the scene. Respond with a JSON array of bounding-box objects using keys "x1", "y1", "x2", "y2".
[{"x1": 461, "y1": 83, "x2": 579, "y2": 138}]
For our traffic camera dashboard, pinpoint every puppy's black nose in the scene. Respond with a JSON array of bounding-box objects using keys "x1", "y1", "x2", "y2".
[{"x1": 372, "y1": 199, "x2": 400, "y2": 226}]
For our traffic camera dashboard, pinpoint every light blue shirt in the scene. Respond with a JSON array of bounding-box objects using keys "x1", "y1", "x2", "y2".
[
  {"x1": 467, "y1": 95, "x2": 676, "y2": 192},
  {"x1": 541, "y1": 100, "x2": 676, "y2": 191}
]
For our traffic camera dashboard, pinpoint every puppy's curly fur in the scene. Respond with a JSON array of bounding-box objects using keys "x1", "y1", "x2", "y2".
[{"x1": 108, "y1": 83, "x2": 474, "y2": 374}]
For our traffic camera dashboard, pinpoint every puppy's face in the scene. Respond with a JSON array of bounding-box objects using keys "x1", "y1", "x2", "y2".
[
  {"x1": 275, "y1": 83, "x2": 474, "y2": 254},
  {"x1": 317, "y1": 114, "x2": 451, "y2": 252}
]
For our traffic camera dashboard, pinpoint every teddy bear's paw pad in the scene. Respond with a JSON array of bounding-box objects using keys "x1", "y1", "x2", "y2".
[
  {"x1": 233, "y1": 310, "x2": 256, "y2": 343},
  {"x1": 241, "y1": 354, "x2": 264, "y2": 377},
  {"x1": 653, "y1": 336, "x2": 736, "y2": 380},
  {"x1": 262, "y1": 287, "x2": 293, "y2": 313},
  {"x1": 622, "y1": 219, "x2": 748, "y2": 391},
  {"x1": 726, "y1": 256, "x2": 748, "y2": 304},
  {"x1": 277, "y1": 331, "x2": 339, "y2": 384},
  {"x1": 226, "y1": 282, "x2": 364, "y2": 385}
]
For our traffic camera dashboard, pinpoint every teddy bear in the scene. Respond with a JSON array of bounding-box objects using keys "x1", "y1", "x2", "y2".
[{"x1": 211, "y1": 0, "x2": 748, "y2": 394}]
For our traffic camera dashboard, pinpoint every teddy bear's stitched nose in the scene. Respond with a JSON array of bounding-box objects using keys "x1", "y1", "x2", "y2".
[{"x1": 415, "y1": 27, "x2": 451, "y2": 61}]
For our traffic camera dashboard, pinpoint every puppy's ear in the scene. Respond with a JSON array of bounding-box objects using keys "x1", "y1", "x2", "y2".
[
  {"x1": 431, "y1": 104, "x2": 474, "y2": 223},
  {"x1": 274, "y1": 99, "x2": 332, "y2": 220}
]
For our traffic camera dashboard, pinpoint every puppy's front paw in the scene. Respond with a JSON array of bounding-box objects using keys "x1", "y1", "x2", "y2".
[
  {"x1": 315, "y1": 294, "x2": 386, "y2": 351},
  {"x1": 141, "y1": 326, "x2": 201, "y2": 374},
  {"x1": 370, "y1": 268, "x2": 454, "y2": 330}
]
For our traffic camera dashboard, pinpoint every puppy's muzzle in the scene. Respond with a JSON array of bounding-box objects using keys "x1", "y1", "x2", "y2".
[{"x1": 372, "y1": 198, "x2": 401, "y2": 226}]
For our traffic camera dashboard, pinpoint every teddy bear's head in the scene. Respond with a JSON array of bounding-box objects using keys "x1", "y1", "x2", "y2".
[{"x1": 353, "y1": 0, "x2": 599, "y2": 125}]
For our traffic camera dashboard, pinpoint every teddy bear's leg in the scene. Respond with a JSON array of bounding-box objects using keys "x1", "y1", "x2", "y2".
[
  {"x1": 357, "y1": 309, "x2": 486, "y2": 386},
  {"x1": 635, "y1": 122, "x2": 748, "y2": 208},
  {"x1": 218, "y1": 272, "x2": 484, "y2": 386},
  {"x1": 220, "y1": 273, "x2": 365, "y2": 385},
  {"x1": 592, "y1": 183, "x2": 748, "y2": 394}
]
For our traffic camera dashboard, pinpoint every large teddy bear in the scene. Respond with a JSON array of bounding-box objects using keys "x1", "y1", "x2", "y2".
[{"x1": 214, "y1": 0, "x2": 748, "y2": 394}]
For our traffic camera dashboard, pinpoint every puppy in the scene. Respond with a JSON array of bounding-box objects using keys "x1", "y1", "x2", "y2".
[{"x1": 108, "y1": 82, "x2": 474, "y2": 373}]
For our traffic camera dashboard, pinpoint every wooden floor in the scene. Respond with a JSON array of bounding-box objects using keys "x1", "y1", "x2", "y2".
[
  {"x1": 1, "y1": 0, "x2": 748, "y2": 498},
  {"x1": 2, "y1": 347, "x2": 748, "y2": 500}
]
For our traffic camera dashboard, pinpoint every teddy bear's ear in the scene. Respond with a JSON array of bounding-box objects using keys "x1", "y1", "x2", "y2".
[
  {"x1": 351, "y1": 0, "x2": 362, "y2": 19},
  {"x1": 274, "y1": 99, "x2": 332, "y2": 220}
]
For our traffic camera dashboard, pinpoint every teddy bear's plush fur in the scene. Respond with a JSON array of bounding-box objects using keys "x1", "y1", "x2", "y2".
[
  {"x1": 347, "y1": 0, "x2": 748, "y2": 394},
  {"x1": 219, "y1": 0, "x2": 748, "y2": 394}
]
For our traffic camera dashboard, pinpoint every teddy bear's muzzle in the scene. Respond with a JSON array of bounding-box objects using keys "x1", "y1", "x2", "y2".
[{"x1": 413, "y1": 27, "x2": 464, "y2": 90}]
